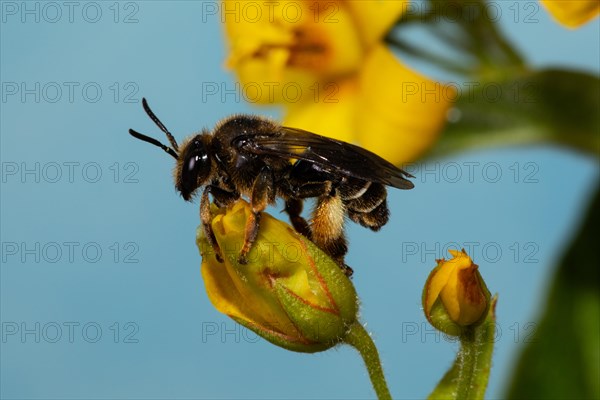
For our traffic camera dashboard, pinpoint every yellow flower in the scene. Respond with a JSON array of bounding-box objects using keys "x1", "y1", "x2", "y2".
[
  {"x1": 422, "y1": 249, "x2": 490, "y2": 336},
  {"x1": 540, "y1": 0, "x2": 600, "y2": 28},
  {"x1": 223, "y1": 0, "x2": 453, "y2": 165},
  {"x1": 197, "y1": 200, "x2": 359, "y2": 352}
]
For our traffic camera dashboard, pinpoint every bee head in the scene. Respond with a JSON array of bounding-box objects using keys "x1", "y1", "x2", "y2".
[
  {"x1": 129, "y1": 98, "x2": 211, "y2": 201},
  {"x1": 175, "y1": 135, "x2": 212, "y2": 201}
]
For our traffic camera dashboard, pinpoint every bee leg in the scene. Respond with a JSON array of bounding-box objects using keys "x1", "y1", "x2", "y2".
[
  {"x1": 284, "y1": 198, "x2": 311, "y2": 239},
  {"x1": 209, "y1": 185, "x2": 243, "y2": 261},
  {"x1": 311, "y1": 192, "x2": 352, "y2": 276},
  {"x1": 239, "y1": 168, "x2": 275, "y2": 265},
  {"x1": 209, "y1": 185, "x2": 240, "y2": 208},
  {"x1": 200, "y1": 186, "x2": 223, "y2": 263}
]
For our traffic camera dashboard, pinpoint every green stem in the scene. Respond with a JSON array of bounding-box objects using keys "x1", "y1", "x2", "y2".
[
  {"x1": 387, "y1": 0, "x2": 528, "y2": 78},
  {"x1": 385, "y1": 36, "x2": 475, "y2": 76},
  {"x1": 455, "y1": 305, "x2": 496, "y2": 400},
  {"x1": 345, "y1": 323, "x2": 392, "y2": 400},
  {"x1": 455, "y1": 328, "x2": 480, "y2": 399},
  {"x1": 479, "y1": 4, "x2": 526, "y2": 68},
  {"x1": 429, "y1": 297, "x2": 497, "y2": 400}
]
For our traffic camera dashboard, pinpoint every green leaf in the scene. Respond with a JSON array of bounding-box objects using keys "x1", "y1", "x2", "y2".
[
  {"x1": 505, "y1": 187, "x2": 600, "y2": 399},
  {"x1": 428, "y1": 296, "x2": 498, "y2": 400},
  {"x1": 429, "y1": 69, "x2": 600, "y2": 158}
]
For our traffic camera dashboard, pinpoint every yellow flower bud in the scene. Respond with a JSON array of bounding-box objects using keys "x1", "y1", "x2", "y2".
[
  {"x1": 197, "y1": 200, "x2": 359, "y2": 352},
  {"x1": 422, "y1": 249, "x2": 490, "y2": 336}
]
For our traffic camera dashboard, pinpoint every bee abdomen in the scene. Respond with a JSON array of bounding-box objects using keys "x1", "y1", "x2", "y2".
[
  {"x1": 339, "y1": 179, "x2": 371, "y2": 200},
  {"x1": 344, "y1": 182, "x2": 387, "y2": 213},
  {"x1": 344, "y1": 182, "x2": 389, "y2": 231},
  {"x1": 348, "y1": 201, "x2": 390, "y2": 231}
]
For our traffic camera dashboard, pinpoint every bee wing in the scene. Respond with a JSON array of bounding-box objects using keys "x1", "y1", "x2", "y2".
[{"x1": 240, "y1": 127, "x2": 415, "y2": 189}]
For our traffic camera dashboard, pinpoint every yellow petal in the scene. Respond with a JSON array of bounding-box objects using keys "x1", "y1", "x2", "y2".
[
  {"x1": 424, "y1": 250, "x2": 474, "y2": 320},
  {"x1": 200, "y1": 204, "x2": 299, "y2": 335},
  {"x1": 540, "y1": 0, "x2": 600, "y2": 28},
  {"x1": 223, "y1": 0, "x2": 365, "y2": 103},
  {"x1": 345, "y1": 0, "x2": 409, "y2": 47},
  {"x1": 282, "y1": 77, "x2": 360, "y2": 143},
  {"x1": 356, "y1": 44, "x2": 455, "y2": 164},
  {"x1": 440, "y1": 264, "x2": 461, "y2": 322},
  {"x1": 424, "y1": 261, "x2": 455, "y2": 316},
  {"x1": 455, "y1": 266, "x2": 487, "y2": 325},
  {"x1": 290, "y1": 1, "x2": 365, "y2": 77},
  {"x1": 201, "y1": 250, "x2": 255, "y2": 322},
  {"x1": 438, "y1": 251, "x2": 485, "y2": 325},
  {"x1": 447, "y1": 249, "x2": 472, "y2": 267}
]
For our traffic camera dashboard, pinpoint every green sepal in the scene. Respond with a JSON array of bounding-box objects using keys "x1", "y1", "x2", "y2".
[
  {"x1": 230, "y1": 316, "x2": 332, "y2": 354},
  {"x1": 297, "y1": 235, "x2": 359, "y2": 324},
  {"x1": 427, "y1": 297, "x2": 464, "y2": 337}
]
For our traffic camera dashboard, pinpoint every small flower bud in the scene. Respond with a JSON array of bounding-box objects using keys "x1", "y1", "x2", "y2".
[
  {"x1": 422, "y1": 249, "x2": 490, "y2": 336},
  {"x1": 197, "y1": 200, "x2": 359, "y2": 352}
]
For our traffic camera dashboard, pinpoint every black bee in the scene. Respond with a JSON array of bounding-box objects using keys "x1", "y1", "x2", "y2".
[{"x1": 129, "y1": 98, "x2": 414, "y2": 275}]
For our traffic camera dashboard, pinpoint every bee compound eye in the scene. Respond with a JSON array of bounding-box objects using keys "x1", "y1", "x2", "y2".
[
  {"x1": 184, "y1": 149, "x2": 208, "y2": 176},
  {"x1": 179, "y1": 140, "x2": 211, "y2": 200},
  {"x1": 186, "y1": 154, "x2": 200, "y2": 173}
]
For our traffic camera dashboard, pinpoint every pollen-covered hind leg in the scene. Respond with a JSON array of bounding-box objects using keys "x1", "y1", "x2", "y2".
[{"x1": 310, "y1": 193, "x2": 353, "y2": 276}]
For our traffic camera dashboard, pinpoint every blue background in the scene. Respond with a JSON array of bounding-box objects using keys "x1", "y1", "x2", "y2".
[{"x1": 1, "y1": 1, "x2": 598, "y2": 399}]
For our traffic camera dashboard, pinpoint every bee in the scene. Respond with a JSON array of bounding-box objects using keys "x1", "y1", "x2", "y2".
[{"x1": 129, "y1": 98, "x2": 414, "y2": 275}]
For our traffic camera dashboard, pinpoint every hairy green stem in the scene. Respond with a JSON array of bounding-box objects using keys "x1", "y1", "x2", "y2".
[
  {"x1": 455, "y1": 302, "x2": 496, "y2": 400},
  {"x1": 455, "y1": 329, "x2": 480, "y2": 399},
  {"x1": 345, "y1": 323, "x2": 392, "y2": 400},
  {"x1": 429, "y1": 297, "x2": 497, "y2": 400}
]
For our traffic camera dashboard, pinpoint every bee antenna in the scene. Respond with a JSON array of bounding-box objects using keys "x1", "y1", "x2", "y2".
[
  {"x1": 129, "y1": 129, "x2": 178, "y2": 160},
  {"x1": 141, "y1": 97, "x2": 180, "y2": 152}
]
